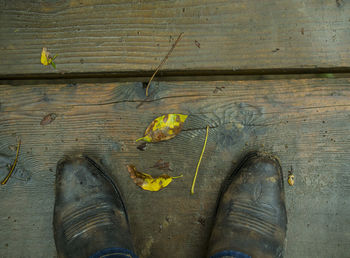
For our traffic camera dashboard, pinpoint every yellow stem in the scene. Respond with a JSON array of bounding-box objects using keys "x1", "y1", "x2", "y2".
[
  {"x1": 191, "y1": 126, "x2": 209, "y2": 194},
  {"x1": 1, "y1": 140, "x2": 21, "y2": 185},
  {"x1": 172, "y1": 174, "x2": 183, "y2": 179}
]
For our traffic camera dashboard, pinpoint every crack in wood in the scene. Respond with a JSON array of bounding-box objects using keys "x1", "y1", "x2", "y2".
[{"x1": 69, "y1": 94, "x2": 204, "y2": 107}]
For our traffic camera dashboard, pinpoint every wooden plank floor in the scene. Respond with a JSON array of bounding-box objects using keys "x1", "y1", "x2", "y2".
[
  {"x1": 1, "y1": 0, "x2": 350, "y2": 76},
  {"x1": 0, "y1": 78, "x2": 349, "y2": 257}
]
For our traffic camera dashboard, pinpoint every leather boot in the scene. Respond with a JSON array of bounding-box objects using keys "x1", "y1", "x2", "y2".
[
  {"x1": 207, "y1": 152, "x2": 287, "y2": 258},
  {"x1": 53, "y1": 156, "x2": 135, "y2": 258}
]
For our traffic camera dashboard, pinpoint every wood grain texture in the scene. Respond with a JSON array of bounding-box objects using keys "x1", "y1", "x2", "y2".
[
  {"x1": 1, "y1": 0, "x2": 350, "y2": 76},
  {"x1": 0, "y1": 78, "x2": 350, "y2": 257}
]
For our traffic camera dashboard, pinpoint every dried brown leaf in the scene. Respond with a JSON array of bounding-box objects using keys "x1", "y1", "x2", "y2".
[{"x1": 40, "y1": 113, "x2": 57, "y2": 125}]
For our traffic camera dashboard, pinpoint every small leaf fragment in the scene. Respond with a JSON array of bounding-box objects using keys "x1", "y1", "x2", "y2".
[
  {"x1": 127, "y1": 165, "x2": 182, "y2": 192},
  {"x1": 287, "y1": 166, "x2": 295, "y2": 186},
  {"x1": 137, "y1": 142, "x2": 147, "y2": 151},
  {"x1": 136, "y1": 114, "x2": 188, "y2": 143},
  {"x1": 41, "y1": 48, "x2": 57, "y2": 68},
  {"x1": 194, "y1": 40, "x2": 200, "y2": 48},
  {"x1": 288, "y1": 174, "x2": 295, "y2": 186},
  {"x1": 41, "y1": 48, "x2": 50, "y2": 65},
  {"x1": 40, "y1": 113, "x2": 57, "y2": 125}
]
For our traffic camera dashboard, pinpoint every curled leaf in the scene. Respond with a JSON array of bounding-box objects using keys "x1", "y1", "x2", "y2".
[
  {"x1": 136, "y1": 114, "x2": 188, "y2": 142},
  {"x1": 41, "y1": 48, "x2": 50, "y2": 65},
  {"x1": 127, "y1": 165, "x2": 182, "y2": 191},
  {"x1": 41, "y1": 48, "x2": 57, "y2": 68}
]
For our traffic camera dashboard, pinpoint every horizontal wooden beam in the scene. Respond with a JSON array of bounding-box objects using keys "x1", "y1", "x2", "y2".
[{"x1": 1, "y1": 0, "x2": 350, "y2": 76}]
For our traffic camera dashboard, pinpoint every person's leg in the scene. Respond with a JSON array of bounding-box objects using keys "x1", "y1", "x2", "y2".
[
  {"x1": 207, "y1": 152, "x2": 287, "y2": 258},
  {"x1": 53, "y1": 156, "x2": 137, "y2": 258}
]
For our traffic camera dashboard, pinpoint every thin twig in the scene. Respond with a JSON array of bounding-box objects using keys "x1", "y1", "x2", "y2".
[
  {"x1": 191, "y1": 126, "x2": 209, "y2": 194},
  {"x1": 145, "y1": 32, "x2": 184, "y2": 97},
  {"x1": 1, "y1": 139, "x2": 21, "y2": 185}
]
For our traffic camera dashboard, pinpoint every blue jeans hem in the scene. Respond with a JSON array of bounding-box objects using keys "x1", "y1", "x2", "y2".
[
  {"x1": 211, "y1": 250, "x2": 251, "y2": 258},
  {"x1": 89, "y1": 247, "x2": 138, "y2": 258}
]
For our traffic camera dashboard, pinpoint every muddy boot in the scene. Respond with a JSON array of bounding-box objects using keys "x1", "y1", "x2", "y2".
[
  {"x1": 207, "y1": 152, "x2": 287, "y2": 258},
  {"x1": 53, "y1": 156, "x2": 136, "y2": 258}
]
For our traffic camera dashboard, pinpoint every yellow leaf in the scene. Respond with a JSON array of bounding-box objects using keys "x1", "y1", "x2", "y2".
[
  {"x1": 41, "y1": 48, "x2": 51, "y2": 66},
  {"x1": 127, "y1": 165, "x2": 182, "y2": 192},
  {"x1": 136, "y1": 114, "x2": 188, "y2": 143},
  {"x1": 288, "y1": 174, "x2": 295, "y2": 186},
  {"x1": 41, "y1": 48, "x2": 57, "y2": 68}
]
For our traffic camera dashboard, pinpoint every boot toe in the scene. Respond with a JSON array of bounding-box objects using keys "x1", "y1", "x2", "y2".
[
  {"x1": 54, "y1": 156, "x2": 134, "y2": 258},
  {"x1": 208, "y1": 152, "x2": 287, "y2": 258},
  {"x1": 55, "y1": 157, "x2": 113, "y2": 204}
]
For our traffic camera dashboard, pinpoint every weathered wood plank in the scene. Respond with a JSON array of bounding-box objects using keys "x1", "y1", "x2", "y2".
[
  {"x1": 1, "y1": 0, "x2": 350, "y2": 76},
  {"x1": 0, "y1": 78, "x2": 349, "y2": 257}
]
